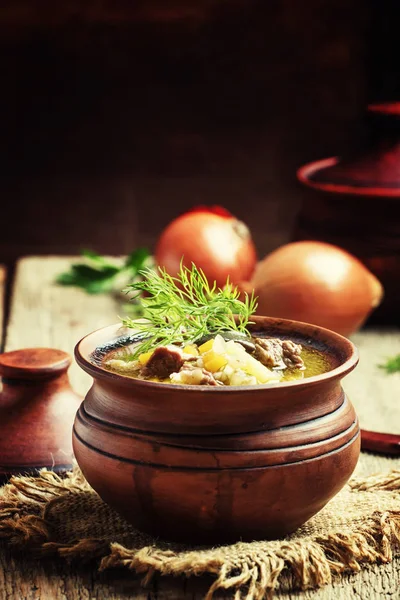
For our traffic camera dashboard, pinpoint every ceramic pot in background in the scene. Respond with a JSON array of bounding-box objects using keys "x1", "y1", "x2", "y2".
[
  {"x1": 73, "y1": 317, "x2": 360, "y2": 544},
  {"x1": 295, "y1": 103, "x2": 400, "y2": 325},
  {"x1": 0, "y1": 348, "x2": 82, "y2": 477}
]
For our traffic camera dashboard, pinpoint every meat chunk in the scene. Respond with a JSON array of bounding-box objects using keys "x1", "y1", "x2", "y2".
[
  {"x1": 254, "y1": 338, "x2": 285, "y2": 369},
  {"x1": 281, "y1": 340, "x2": 304, "y2": 369},
  {"x1": 143, "y1": 346, "x2": 184, "y2": 379},
  {"x1": 254, "y1": 337, "x2": 304, "y2": 370},
  {"x1": 170, "y1": 365, "x2": 223, "y2": 386}
]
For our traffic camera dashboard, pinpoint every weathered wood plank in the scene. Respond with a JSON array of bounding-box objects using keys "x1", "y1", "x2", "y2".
[
  {"x1": 0, "y1": 542, "x2": 398, "y2": 600},
  {"x1": 346, "y1": 328, "x2": 400, "y2": 435},
  {"x1": 345, "y1": 328, "x2": 400, "y2": 477},
  {"x1": 0, "y1": 547, "x2": 216, "y2": 600},
  {"x1": 4, "y1": 256, "x2": 121, "y2": 396},
  {"x1": 1, "y1": 257, "x2": 399, "y2": 600},
  {"x1": 275, "y1": 563, "x2": 400, "y2": 599}
]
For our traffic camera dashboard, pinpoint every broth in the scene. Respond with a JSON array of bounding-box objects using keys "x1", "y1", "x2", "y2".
[
  {"x1": 280, "y1": 346, "x2": 331, "y2": 381},
  {"x1": 100, "y1": 335, "x2": 332, "y2": 385}
]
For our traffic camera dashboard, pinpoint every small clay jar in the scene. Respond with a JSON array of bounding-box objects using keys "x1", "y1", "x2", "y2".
[{"x1": 0, "y1": 348, "x2": 82, "y2": 477}]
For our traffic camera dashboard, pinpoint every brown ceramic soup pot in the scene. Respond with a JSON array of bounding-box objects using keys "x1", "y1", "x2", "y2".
[{"x1": 73, "y1": 316, "x2": 360, "y2": 544}]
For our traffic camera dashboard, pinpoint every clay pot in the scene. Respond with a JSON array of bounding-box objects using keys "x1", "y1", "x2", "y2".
[
  {"x1": 0, "y1": 348, "x2": 82, "y2": 477},
  {"x1": 73, "y1": 317, "x2": 360, "y2": 544},
  {"x1": 295, "y1": 102, "x2": 400, "y2": 324}
]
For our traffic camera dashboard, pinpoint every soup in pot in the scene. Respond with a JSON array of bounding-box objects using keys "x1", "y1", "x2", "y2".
[{"x1": 102, "y1": 332, "x2": 331, "y2": 386}]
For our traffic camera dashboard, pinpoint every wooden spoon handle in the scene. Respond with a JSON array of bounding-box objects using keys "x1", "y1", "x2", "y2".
[{"x1": 361, "y1": 429, "x2": 400, "y2": 456}]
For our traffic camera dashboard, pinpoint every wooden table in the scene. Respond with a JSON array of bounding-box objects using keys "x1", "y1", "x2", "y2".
[{"x1": 0, "y1": 257, "x2": 399, "y2": 599}]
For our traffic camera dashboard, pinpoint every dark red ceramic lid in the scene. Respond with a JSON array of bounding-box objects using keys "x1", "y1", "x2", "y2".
[
  {"x1": 297, "y1": 103, "x2": 400, "y2": 197},
  {"x1": 0, "y1": 348, "x2": 71, "y2": 380}
]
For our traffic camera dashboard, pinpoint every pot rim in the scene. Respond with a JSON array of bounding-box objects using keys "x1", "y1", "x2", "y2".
[{"x1": 75, "y1": 316, "x2": 359, "y2": 392}]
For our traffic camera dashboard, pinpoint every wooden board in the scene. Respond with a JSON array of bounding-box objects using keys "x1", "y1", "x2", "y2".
[
  {"x1": 4, "y1": 256, "x2": 121, "y2": 396},
  {"x1": 1, "y1": 256, "x2": 399, "y2": 599}
]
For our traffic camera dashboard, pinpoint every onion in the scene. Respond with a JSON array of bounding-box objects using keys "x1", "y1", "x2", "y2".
[
  {"x1": 155, "y1": 206, "x2": 257, "y2": 288},
  {"x1": 241, "y1": 241, "x2": 383, "y2": 337}
]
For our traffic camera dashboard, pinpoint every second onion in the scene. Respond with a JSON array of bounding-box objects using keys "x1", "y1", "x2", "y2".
[{"x1": 240, "y1": 241, "x2": 383, "y2": 337}]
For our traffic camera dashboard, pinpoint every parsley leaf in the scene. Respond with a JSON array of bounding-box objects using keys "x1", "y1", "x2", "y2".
[
  {"x1": 56, "y1": 249, "x2": 152, "y2": 295},
  {"x1": 378, "y1": 355, "x2": 400, "y2": 374}
]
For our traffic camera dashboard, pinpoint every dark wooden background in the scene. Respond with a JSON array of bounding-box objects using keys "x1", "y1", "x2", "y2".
[{"x1": 0, "y1": 0, "x2": 398, "y2": 266}]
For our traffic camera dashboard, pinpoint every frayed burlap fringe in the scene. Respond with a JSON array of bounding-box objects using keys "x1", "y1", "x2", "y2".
[{"x1": 0, "y1": 467, "x2": 399, "y2": 600}]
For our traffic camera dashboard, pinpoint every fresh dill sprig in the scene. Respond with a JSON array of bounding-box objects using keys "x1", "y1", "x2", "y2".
[
  {"x1": 121, "y1": 263, "x2": 258, "y2": 359},
  {"x1": 378, "y1": 354, "x2": 400, "y2": 374}
]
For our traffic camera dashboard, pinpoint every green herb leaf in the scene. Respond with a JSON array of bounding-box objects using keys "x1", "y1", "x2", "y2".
[
  {"x1": 72, "y1": 264, "x2": 120, "y2": 279},
  {"x1": 378, "y1": 355, "x2": 400, "y2": 374},
  {"x1": 122, "y1": 262, "x2": 258, "y2": 359},
  {"x1": 125, "y1": 248, "x2": 150, "y2": 270},
  {"x1": 56, "y1": 248, "x2": 152, "y2": 295}
]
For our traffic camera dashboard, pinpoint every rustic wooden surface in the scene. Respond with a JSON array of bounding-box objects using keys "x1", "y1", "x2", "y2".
[{"x1": 0, "y1": 256, "x2": 399, "y2": 599}]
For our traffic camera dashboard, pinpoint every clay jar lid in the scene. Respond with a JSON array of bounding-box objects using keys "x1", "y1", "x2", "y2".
[
  {"x1": 0, "y1": 347, "x2": 71, "y2": 380},
  {"x1": 297, "y1": 103, "x2": 400, "y2": 197}
]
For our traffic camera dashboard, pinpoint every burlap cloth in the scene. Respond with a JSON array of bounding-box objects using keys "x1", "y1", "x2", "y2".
[{"x1": 0, "y1": 466, "x2": 399, "y2": 599}]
